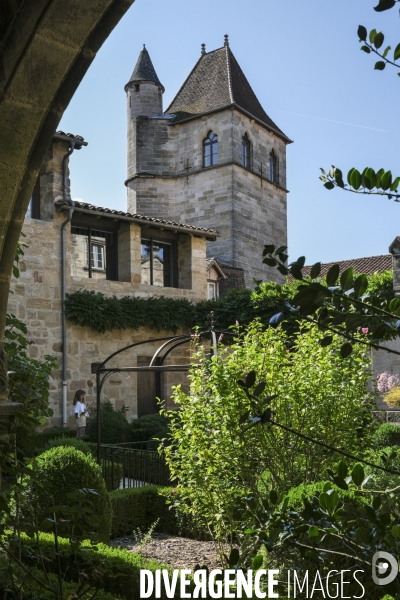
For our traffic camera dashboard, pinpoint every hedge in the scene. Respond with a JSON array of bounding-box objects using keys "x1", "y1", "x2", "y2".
[
  {"x1": 109, "y1": 486, "x2": 207, "y2": 540},
  {"x1": 372, "y1": 423, "x2": 400, "y2": 448},
  {"x1": 18, "y1": 532, "x2": 177, "y2": 600}
]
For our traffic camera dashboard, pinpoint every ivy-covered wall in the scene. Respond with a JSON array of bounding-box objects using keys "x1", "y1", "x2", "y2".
[{"x1": 65, "y1": 270, "x2": 394, "y2": 334}]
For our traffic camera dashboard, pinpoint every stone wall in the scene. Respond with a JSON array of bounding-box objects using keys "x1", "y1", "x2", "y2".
[
  {"x1": 8, "y1": 213, "x2": 208, "y2": 428},
  {"x1": 127, "y1": 107, "x2": 288, "y2": 286}
]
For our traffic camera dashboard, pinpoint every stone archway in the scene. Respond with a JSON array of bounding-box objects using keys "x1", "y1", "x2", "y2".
[{"x1": 0, "y1": 0, "x2": 135, "y2": 401}]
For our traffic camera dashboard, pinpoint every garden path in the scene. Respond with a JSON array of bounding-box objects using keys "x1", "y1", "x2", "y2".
[{"x1": 110, "y1": 533, "x2": 225, "y2": 571}]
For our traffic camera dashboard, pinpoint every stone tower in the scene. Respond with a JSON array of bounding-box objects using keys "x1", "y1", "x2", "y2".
[
  {"x1": 125, "y1": 45, "x2": 165, "y2": 211},
  {"x1": 125, "y1": 38, "x2": 292, "y2": 286}
]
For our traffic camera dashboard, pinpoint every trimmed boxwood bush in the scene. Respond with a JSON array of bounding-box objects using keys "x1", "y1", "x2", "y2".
[
  {"x1": 131, "y1": 413, "x2": 170, "y2": 442},
  {"x1": 286, "y1": 481, "x2": 367, "y2": 510},
  {"x1": 109, "y1": 486, "x2": 207, "y2": 540},
  {"x1": 372, "y1": 423, "x2": 400, "y2": 448},
  {"x1": 87, "y1": 410, "x2": 131, "y2": 444},
  {"x1": 34, "y1": 447, "x2": 112, "y2": 539},
  {"x1": 44, "y1": 436, "x2": 97, "y2": 457}
]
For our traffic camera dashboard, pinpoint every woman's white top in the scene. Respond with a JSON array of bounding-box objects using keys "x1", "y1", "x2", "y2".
[{"x1": 74, "y1": 401, "x2": 87, "y2": 416}]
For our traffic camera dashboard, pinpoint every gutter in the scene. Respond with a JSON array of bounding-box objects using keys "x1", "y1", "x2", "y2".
[{"x1": 56, "y1": 140, "x2": 80, "y2": 427}]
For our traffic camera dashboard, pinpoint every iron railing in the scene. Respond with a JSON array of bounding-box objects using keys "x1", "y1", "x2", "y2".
[{"x1": 100, "y1": 442, "x2": 171, "y2": 490}]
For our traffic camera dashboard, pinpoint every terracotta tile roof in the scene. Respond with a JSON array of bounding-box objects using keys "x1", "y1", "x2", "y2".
[
  {"x1": 165, "y1": 45, "x2": 290, "y2": 142},
  {"x1": 302, "y1": 255, "x2": 392, "y2": 277},
  {"x1": 53, "y1": 131, "x2": 87, "y2": 148},
  {"x1": 63, "y1": 200, "x2": 219, "y2": 236},
  {"x1": 125, "y1": 45, "x2": 164, "y2": 91}
]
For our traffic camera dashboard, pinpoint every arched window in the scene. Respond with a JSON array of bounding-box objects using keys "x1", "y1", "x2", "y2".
[
  {"x1": 242, "y1": 134, "x2": 251, "y2": 168},
  {"x1": 203, "y1": 131, "x2": 218, "y2": 167},
  {"x1": 269, "y1": 150, "x2": 278, "y2": 183}
]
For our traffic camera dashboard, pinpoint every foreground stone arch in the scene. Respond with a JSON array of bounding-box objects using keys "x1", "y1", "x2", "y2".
[{"x1": 0, "y1": 0, "x2": 135, "y2": 400}]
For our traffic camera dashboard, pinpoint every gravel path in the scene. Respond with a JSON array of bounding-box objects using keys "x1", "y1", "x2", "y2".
[{"x1": 110, "y1": 533, "x2": 225, "y2": 571}]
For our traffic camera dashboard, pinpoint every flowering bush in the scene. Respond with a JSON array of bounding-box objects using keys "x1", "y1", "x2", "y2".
[{"x1": 376, "y1": 371, "x2": 400, "y2": 393}]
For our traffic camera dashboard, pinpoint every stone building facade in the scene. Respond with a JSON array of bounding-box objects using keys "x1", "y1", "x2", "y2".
[
  {"x1": 9, "y1": 133, "x2": 218, "y2": 427},
  {"x1": 125, "y1": 39, "x2": 291, "y2": 287}
]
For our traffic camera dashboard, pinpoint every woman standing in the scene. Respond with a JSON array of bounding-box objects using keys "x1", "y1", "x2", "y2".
[{"x1": 73, "y1": 389, "x2": 88, "y2": 438}]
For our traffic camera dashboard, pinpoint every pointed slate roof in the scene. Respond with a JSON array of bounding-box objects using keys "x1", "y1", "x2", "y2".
[
  {"x1": 165, "y1": 44, "x2": 290, "y2": 142},
  {"x1": 125, "y1": 45, "x2": 164, "y2": 92}
]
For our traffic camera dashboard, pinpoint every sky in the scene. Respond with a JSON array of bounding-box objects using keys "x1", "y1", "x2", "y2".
[{"x1": 59, "y1": 0, "x2": 400, "y2": 265}]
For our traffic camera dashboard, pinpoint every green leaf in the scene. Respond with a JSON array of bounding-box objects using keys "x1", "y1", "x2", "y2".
[
  {"x1": 337, "y1": 461, "x2": 348, "y2": 480},
  {"x1": 308, "y1": 526, "x2": 319, "y2": 538},
  {"x1": 252, "y1": 554, "x2": 263, "y2": 570},
  {"x1": 262, "y1": 244, "x2": 276, "y2": 256},
  {"x1": 354, "y1": 274, "x2": 368, "y2": 298},
  {"x1": 363, "y1": 167, "x2": 376, "y2": 190},
  {"x1": 310, "y1": 262, "x2": 321, "y2": 279},
  {"x1": 374, "y1": 32, "x2": 384, "y2": 49},
  {"x1": 372, "y1": 495, "x2": 382, "y2": 510},
  {"x1": 369, "y1": 29, "x2": 377, "y2": 43},
  {"x1": 269, "y1": 490, "x2": 278, "y2": 505},
  {"x1": 319, "y1": 336, "x2": 333, "y2": 348},
  {"x1": 340, "y1": 343, "x2": 353, "y2": 358},
  {"x1": 326, "y1": 264, "x2": 340, "y2": 287},
  {"x1": 382, "y1": 171, "x2": 394, "y2": 190},
  {"x1": 334, "y1": 168, "x2": 345, "y2": 188},
  {"x1": 357, "y1": 25, "x2": 367, "y2": 41},
  {"x1": 263, "y1": 258, "x2": 277, "y2": 267},
  {"x1": 360, "y1": 45, "x2": 371, "y2": 54},
  {"x1": 296, "y1": 256, "x2": 306, "y2": 269},
  {"x1": 239, "y1": 410, "x2": 250, "y2": 425},
  {"x1": 374, "y1": 61, "x2": 386, "y2": 70},
  {"x1": 372, "y1": 322, "x2": 389, "y2": 339},
  {"x1": 277, "y1": 265, "x2": 289, "y2": 276},
  {"x1": 333, "y1": 476, "x2": 348, "y2": 491},
  {"x1": 392, "y1": 524, "x2": 400, "y2": 539},
  {"x1": 355, "y1": 527, "x2": 365, "y2": 544},
  {"x1": 382, "y1": 45, "x2": 391, "y2": 58},
  {"x1": 290, "y1": 264, "x2": 303, "y2": 281},
  {"x1": 349, "y1": 169, "x2": 361, "y2": 190},
  {"x1": 394, "y1": 42, "x2": 400, "y2": 61},
  {"x1": 390, "y1": 176, "x2": 400, "y2": 191},
  {"x1": 340, "y1": 267, "x2": 354, "y2": 291},
  {"x1": 228, "y1": 548, "x2": 240, "y2": 567},
  {"x1": 374, "y1": 0, "x2": 396, "y2": 11},
  {"x1": 352, "y1": 464, "x2": 365, "y2": 487},
  {"x1": 245, "y1": 371, "x2": 256, "y2": 389},
  {"x1": 324, "y1": 182, "x2": 335, "y2": 190},
  {"x1": 253, "y1": 382, "x2": 266, "y2": 396}
]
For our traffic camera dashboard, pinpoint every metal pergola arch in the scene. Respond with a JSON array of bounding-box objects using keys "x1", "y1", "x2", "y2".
[{"x1": 92, "y1": 312, "x2": 232, "y2": 462}]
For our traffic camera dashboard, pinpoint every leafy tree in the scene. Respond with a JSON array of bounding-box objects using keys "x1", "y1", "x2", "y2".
[{"x1": 163, "y1": 322, "x2": 373, "y2": 543}]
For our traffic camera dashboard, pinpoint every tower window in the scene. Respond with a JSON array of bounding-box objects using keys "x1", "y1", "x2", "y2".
[
  {"x1": 269, "y1": 150, "x2": 278, "y2": 184},
  {"x1": 135, "y1": 84, "x2": 140, "y2": 92},
  {"x1": 203, "y1": 131, "x2": 218, "y2": 167},
  {"x1": 242, "y1": 134, "x2": 251, "y2": 168}
]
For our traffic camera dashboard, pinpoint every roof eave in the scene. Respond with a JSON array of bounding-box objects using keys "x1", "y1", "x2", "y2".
[{"x1": 65, "y1": 204, "x2": 219, "y2": 240}]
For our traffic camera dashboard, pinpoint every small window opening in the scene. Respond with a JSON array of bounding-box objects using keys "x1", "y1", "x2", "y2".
[
  {"x1": 269, "y1": 150, "x2": 278, "y2": 184},
  {"x1": 203, "y1": 131, "x2": 218, "y2": 168},
  {"x1": 242, "y1": 134, "x2": 251, "y2": 168},
  {"x1": 135, "y1": 84, "x2": 140, "y2": 92}
]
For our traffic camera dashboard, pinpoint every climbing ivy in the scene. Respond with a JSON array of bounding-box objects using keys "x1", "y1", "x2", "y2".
[{"x1": 64, "y1": 271, "x2": 393, "y2": 334}]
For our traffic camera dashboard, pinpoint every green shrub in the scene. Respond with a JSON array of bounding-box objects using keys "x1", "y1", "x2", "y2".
[
  {"x1": 19, "y1": 532, "x2": 176, "y2": 600},
  {"x1": 44, "y1": 436, "x2": 97, "y2": 457},
  {"x1": 372, "y1": 423, "x2": 400, "y2": 448},
  {"x1": 33, "y1": 447, "x2": 112, "y2": 539},
  {"x1": 364, "y1": 445, "x2": 400, "y2": 507},
  {"x1": 109, "y1": 486, "x2": 206, "y2": 539},
  {"x1": 130, "y1": 413, "x2": 170, "y2": 442},
  {"x1": 87, "y1": 410, "x2": 131, "y2": 444},
  {"x1": 286, "y1": 481, "x2": 367, "y2": 511},
  {"x1": 38, "y1": 427, "x2": 76, "y2": 442}
]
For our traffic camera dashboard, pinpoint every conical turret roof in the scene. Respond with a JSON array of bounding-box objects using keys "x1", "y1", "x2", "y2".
[
  {"x1": 166, "y1": 43, "x2": 290, "y2": 142},
  {"x1": 125, "y1": 45, "x2": 164, "y2": 92}
]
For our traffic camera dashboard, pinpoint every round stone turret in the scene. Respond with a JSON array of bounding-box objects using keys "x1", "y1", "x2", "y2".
[{"x1": 125, "y1": 45, "x2": 164, "y2": 117}]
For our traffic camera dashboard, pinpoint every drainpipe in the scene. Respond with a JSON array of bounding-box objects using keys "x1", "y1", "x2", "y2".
[{"x1": 60, "y1": 142, "x2": 76, "y2": 427}]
